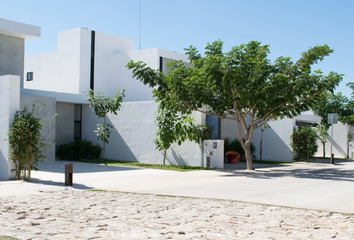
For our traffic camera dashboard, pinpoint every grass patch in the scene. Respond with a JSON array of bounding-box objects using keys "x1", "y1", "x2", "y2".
[
  {"x1": 0, "y1": 236, "x2": 21, "y2": 240},
  {"x1": 61, "y1": 159, "x2": 217, "y2": 172},
  {"x1": 253, "y1": 160, "x2": 295, "y2": 165}
]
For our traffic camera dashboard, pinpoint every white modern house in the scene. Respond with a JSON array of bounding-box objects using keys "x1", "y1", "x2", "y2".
[{"x1": 1, "y1": 18, "x2": 352, "y2": 179}]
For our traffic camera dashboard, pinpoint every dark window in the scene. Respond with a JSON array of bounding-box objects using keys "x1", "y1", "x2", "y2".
[
  {"x1": 74, "y1": 105, "x2": 82, "y2": 139},
  {"x1": 295, "y1": 121, "x2": 318, "y2": 128},
  {"x1": 27, "y1": 72, "x2": 33, "y2": 81}
]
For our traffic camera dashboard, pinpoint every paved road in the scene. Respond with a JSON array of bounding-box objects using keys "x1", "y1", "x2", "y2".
[{"x1": 1, "y1": 160, "x2": 354, "y2": 214}]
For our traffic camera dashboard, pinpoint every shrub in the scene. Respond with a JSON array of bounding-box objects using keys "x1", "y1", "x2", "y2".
[
  {"x1": 291, "y1": 126, "x2": 318, "y2": 162},
  {"x1": 8, "y1": 107, "x2": 47, "y2": 181},
  {"x1": 224, "y1": 138, "x2": 256, "y2": 161},
  {"x1": 56, "y1": 139, "x2": 101, "y2": 160}
]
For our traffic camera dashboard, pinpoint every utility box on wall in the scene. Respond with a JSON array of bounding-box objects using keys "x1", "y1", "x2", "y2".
[{"x1": 203, "y1": 140, "x2": 224, "y2": 169}]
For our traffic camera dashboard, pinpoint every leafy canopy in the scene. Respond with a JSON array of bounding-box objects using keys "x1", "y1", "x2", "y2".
[{"x1": 127, "y1": 40, "x2": 342, "y2": 170}]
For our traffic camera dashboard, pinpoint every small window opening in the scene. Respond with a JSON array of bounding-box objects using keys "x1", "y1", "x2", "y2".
[{"x1": 27, "y1": 72, "x2": 33, "y2": 81}]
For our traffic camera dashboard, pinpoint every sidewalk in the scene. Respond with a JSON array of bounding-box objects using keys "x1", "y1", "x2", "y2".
[{"x1": 1, "y1": 160, "x2": 354, "y2": 214}]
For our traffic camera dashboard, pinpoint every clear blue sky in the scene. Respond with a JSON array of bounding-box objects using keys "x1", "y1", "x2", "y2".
[{"x1": 2, "y1": 0, "x2": 353, "y2": 96}]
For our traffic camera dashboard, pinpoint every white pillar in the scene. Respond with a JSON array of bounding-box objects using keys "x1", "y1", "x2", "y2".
[{"x1": 0, "y1": 75, "x2": 20, "y2": 180}]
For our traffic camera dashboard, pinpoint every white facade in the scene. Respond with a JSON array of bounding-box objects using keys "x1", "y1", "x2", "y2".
[
  {"x1": 23, "y1": 27, "x2": 201, "y2": 167},
  {"x1": 0, "y1": 19, "x2": 40, "y2": 180},
  {"x1": 24, "y1": 28, "x2": 189, "y2": 101}
]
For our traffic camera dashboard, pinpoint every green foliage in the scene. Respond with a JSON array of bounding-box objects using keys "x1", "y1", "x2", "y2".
[
  {"x1": 154, "y1": 105, "x2": 207, "y2": 165},
  {"x1": 224, "y1": 138, "x2": 256, "y2": 160},
  {"x1": 291, "y1": 127, "x2": 318, "y2": 162},
  {"x1": 85, "y1": 89, "x2": 125, "y2": 158},
  {"x1": 95, "y1": 123, "x2": 113, "y2": 144},
  {"x1": 127, "y1": 40, "x2": 342, "y2": 170},
  {"x1": 8, "y1": 106, "x2": 47, "y2": 181},
  {"x1": 85, "y1": 89, "x2": 125, "y2": 118},
  {"x1": 56, "y1": 139, "x2": 101, "y2": 160}
]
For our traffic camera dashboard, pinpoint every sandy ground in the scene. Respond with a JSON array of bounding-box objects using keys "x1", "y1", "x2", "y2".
[{"x1": 0, "y1": 189, "x2": 354, "y2": 240}]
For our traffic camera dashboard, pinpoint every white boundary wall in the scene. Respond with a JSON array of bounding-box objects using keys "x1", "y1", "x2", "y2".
[
  {"x1": 0, "y1": 75, "x2": 20, "y2": 180},
  {"x1": 82, "y1": 101, "x2": 204, "y2": 166}
]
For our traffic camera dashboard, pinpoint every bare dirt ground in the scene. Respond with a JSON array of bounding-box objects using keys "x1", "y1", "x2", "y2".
[{"x1": 1, "y1": 189, "x2": 354, "y2": 240}]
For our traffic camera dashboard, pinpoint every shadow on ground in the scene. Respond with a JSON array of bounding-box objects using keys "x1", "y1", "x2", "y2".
[
  {"x1": 37, "y1": 161, "x2": 145, "y2": 174},
  {"x1": 221, "y1": 160, "x2": 354, "y2": 182},
  {"x1": 30, "y1": 178, "x2": 92, "y2": 190}
]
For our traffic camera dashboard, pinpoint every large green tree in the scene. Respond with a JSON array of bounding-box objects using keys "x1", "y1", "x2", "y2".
[{"x1": 127, "y1": 41, "x2": 342, "y2": 170}]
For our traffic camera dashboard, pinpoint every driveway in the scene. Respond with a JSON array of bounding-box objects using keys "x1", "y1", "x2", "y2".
[{"x1": 1, "y1": 159, "x2": 354, "y2": 214}]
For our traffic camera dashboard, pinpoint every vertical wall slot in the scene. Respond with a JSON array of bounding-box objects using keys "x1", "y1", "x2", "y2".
[{"x1": 90, "y1": 30, "x2": 95, "y2": 90}]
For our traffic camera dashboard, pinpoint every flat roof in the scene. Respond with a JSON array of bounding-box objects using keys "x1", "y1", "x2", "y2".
[{"x1": 0, "y1": 18, "x2": 40, "y2": 40}]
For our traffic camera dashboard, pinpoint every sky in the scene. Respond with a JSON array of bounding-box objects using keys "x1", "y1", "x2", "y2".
[{"x1": 2, "y1": 0, "x2": 354, "y2": 97}]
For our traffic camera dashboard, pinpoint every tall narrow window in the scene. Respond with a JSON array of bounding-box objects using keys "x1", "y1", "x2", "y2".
[
  {"x1": 74, "y1": 105, "x2": 82, "y2": 139},
  {"x1": 27, "y1": 72, "x2": 33, "y2": 81}
]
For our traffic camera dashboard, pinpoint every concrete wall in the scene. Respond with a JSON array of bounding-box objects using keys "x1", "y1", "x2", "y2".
[
  {"x1": 20, "y1": 95, "x2": 56, "y2": 162},
  {"x1": 55, "y1": 103, "x2": 75, "y2": 145},
  {"x1": 81, "y1": 101, "x2": 204, "y2": 166},
  {"x1": 0, "y1": 75, "x2": 20, "y2": 180},
  {"x1": 0, "y1": 34, "x2": 24, "y2": 87}
]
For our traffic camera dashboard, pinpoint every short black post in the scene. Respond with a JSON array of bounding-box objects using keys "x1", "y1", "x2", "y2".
[
  {"x1": 330, "y1": 154, "x2": 334, "y2": 164},
  {"x1": 65, "y1": 163, "x2": 73, "y2": 186}
]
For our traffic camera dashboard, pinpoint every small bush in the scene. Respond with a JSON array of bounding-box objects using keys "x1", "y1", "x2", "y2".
[
  {"x1": 224, "y1": 138, "x2": 256, "y2": 160},
  {"x1": 291, "y1": 126, "x2": 318, "y2": 162},
  {"x1": 56, "y1": 139, "x2": 101, "y2": 160},
  {"x1": 8, "y1": 107, "x2": 47, "y2": 181}
]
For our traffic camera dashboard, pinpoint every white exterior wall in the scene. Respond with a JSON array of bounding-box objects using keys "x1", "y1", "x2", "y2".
[
  {"x1": 252, "y1": 118, "x2": 294, "y2": 161},
  {"x1": 318, "y1": 122, "x2": 352, "y2": 159},
  {"x1": 24, "y1": 28, "x2": 91, "y2": 94},
  {"x1": 0, "y1": 75, "x2": 20, "y2": 180},
  {"x1": 24, "y1": 27, "x2": 189, "y2": 102},
  {"x1": 82, "y1": 101, "x2": 203, "y2": 166}
]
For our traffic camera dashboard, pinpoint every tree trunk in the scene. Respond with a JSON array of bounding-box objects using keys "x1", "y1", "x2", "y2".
[
  {"x1": 322, "y1": 142, "x2": 325, "y2": 158},
  {"x1": 103, "y1": 115, "x2": 106, "y2": 160},
  {"x1": 244, "y1": 143, "x2": 254, "y2": 170},
  {"x1": 163, "y1": 149, "x2": 167, "y2": 166},
  {"x1": 237, "y1": 117, "x2": 254, "y2": 170},
  {"x1": 260, "y1": 126, "x2": 263, "y2": 161}
]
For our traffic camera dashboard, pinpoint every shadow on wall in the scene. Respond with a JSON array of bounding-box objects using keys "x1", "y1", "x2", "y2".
[
  {"x1": 0, "y1": 150, "x2": 9, "y2": 180},
  {"x1": 104, "y1": 117, "x2": 138, "y2": 162},
  {"x1": 167, "y1": 148, "x2": 188, "y2": 166},
  {"x1": 327, "y1": 136, "x2": 346, "y2": 158},
  {"x1": 253, "y1": 125, "x2": 293, "y2": 161}
]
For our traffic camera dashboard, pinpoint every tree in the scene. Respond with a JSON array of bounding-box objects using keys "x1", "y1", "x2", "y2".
[
  {"x1": 127, "y1": 41, "x2": 342, "y2": 170},
  {"x1": 291, "y1": 126, "x2": 318, "y2": 162},
  {"x1": 8, "y1": 106, "x2": 47, "y2": 181},
  {"x1": 311, "y1": 89, "x2": 354, "y2": 157},
  {"x1": 85, "y1": 89, "x2": 125, "y2": 159},
  {"x1": 154, "y1": 104, "x2": 207, "y2": 165},
  {"x1": 311, "y1": 91, "x2": 346, "y2": 157}
]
